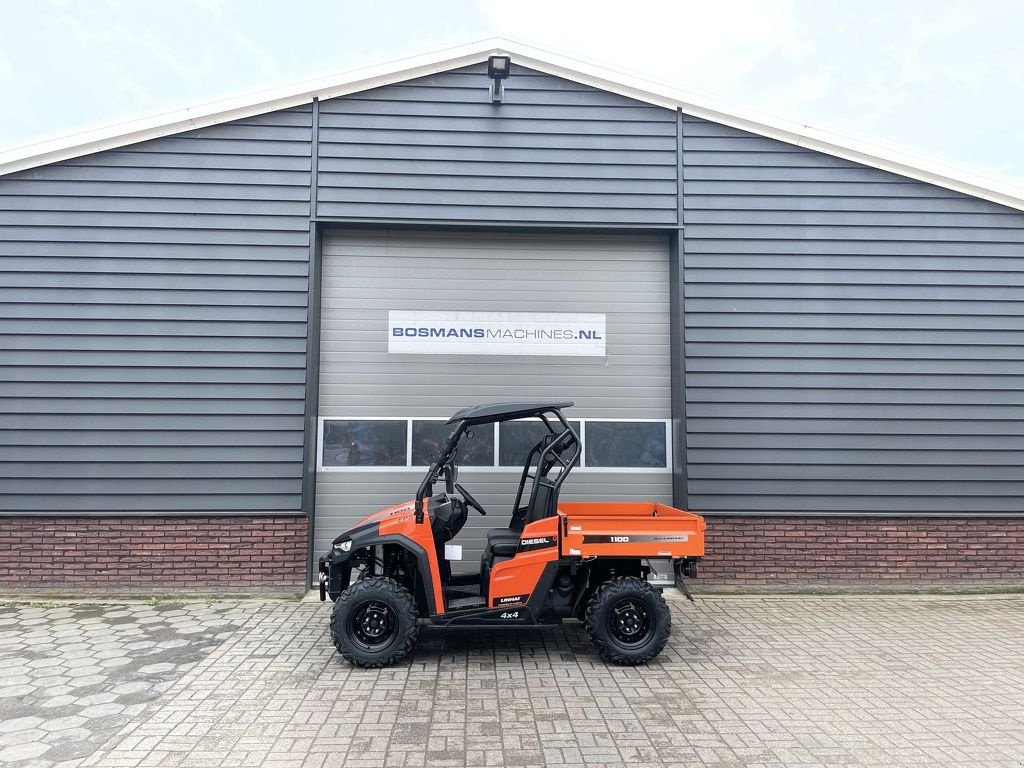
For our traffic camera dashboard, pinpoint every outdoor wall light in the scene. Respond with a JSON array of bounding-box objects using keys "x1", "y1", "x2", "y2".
[
  {"x1": 487, "y1": 54, "x2": 511, "y2": 103},
  {"x1": 487, "y1": 55, "x2": 511, "y2": 79}
]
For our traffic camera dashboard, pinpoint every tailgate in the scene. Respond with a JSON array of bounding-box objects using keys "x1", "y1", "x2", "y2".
[{"x1": 558, "y1": 502, "x2": 705, "y2": 559}]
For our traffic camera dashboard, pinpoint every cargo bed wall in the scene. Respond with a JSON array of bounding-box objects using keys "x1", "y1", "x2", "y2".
[{"x1": 559, "y1": 503, "x2": 704, "y2": 559}]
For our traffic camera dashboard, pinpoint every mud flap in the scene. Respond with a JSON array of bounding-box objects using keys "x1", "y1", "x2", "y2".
[
  {"x1": 674, "y1": 560, "x2": 696, "y2": 602},
  {"x1": 318, "y1": 558, "x2": 328, "y2": 601}
]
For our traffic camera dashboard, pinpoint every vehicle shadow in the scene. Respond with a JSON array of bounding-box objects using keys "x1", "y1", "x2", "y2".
[
  {"x1": 412, "y1": 601, "x2": 713, "y2": 663},
  {"x1": 409, "y1": 621, "x2": 603, "y2": 666}
]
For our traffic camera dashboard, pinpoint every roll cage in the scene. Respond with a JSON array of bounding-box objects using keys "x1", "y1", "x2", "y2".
[{"x1": 414, "y1": 401, "x2": 581, "y2": 524}]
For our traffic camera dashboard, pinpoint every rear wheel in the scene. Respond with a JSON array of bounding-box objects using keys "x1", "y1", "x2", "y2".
[
  {"x1": 330, "y1": 576, "x2": 419, "y2": 668},
  {"x1": 585, "y1": 576, "x2": 671, "y2": 665}
]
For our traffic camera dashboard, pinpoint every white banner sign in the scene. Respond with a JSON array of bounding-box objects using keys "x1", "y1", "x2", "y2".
[{"x1": 388, "y1": 311, "x2": 606, "y2": 357}]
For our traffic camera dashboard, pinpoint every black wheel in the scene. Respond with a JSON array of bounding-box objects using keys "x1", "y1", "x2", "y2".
[
  {"x1": 330, "y1": 576, "x2": 419, "y2": 668},
  {"x1": 585, "y1": 576, "x2": 672, "y2": 665}
]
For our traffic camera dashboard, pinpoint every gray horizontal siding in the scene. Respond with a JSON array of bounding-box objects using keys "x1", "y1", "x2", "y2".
[
  {"x1": 680, "y1": 115, "x2": 1024, "y2": 516},
  {"x1": 316, "y1": 64, "x2": 677, "y2": 225},
  {"x1": 7, "y1": 56, "x2": 1024, "y2": 531},
  {"x1": 0, "y1": 108, "x2": 312, "y2": 515}
]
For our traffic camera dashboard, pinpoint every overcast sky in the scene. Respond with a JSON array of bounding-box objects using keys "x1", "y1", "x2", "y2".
[{"x1": 3, "y1": 0, "x2": 1022, "y2": 190}]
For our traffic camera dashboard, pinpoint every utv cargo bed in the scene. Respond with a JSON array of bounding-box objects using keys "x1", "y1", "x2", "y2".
[{"x1": 557, "y1": 502, "x2": 705, "y2": 560}]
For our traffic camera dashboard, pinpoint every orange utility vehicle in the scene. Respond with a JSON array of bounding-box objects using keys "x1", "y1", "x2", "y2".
[{"x1": 319, "y1": 402, "x2": 705, "y2": 667}]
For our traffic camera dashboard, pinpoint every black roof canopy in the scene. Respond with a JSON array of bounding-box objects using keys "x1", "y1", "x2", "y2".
[{"x1": 446, "y1": 401, "x2": 574, "y2": 425}]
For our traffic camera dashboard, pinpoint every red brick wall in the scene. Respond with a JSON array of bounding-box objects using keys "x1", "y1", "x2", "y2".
[
  {"x1": 701, "y1": 516, "x2": 1024, "y2": 586},
  {"x1": 4, "y1": 514, "x2": 1022, "y2": 594},
  {"x1": 0, "y1": 516, "x2": 308, "y2": 595}
]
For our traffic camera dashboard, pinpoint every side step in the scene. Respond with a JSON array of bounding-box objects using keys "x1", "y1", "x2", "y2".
[
  {"x1": 445, "y1": 596, "x2": 487, "y2": 611},
  {"x1": 444, "y1": 584, "x2": 480, "y2": 600}
]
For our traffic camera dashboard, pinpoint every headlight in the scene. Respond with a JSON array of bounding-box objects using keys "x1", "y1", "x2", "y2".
[{"x1": 338, "y1": 540, "x2": 352, "y2": 552}]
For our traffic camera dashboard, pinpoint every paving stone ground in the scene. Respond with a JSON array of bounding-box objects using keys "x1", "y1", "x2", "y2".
[
  {"x1": 1, "y1": 595, "x2": 1023, "y2": 768},
  {"x1": 0, "y1": 601, "x2": 248, "y2": 768}
]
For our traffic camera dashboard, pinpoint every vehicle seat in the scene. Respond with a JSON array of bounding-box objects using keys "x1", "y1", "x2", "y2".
[
  {"x1": 484, "y1": 458, "x2": 561, "y2": 558},
  {"x1": 486, "y1": 528, "x2": 519, "y2": 558},
  {"x1": 480, "y1": 528, "x2": 519, "y2": 601},
  {"x1": 480, "y1": 534, "x2": 517, "y2": 602},
  {"x1": 481, "y1": 477, "x2": 562, "y2": 599}
]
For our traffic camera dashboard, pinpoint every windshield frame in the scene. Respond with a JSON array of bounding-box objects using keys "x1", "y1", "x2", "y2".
[{"x1": 415, "y1": 421, "x2": 467, "y2": 521}]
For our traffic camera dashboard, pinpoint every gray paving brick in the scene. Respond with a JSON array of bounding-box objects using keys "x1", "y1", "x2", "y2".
[
  {"x1": 4, "y1": 595, "x2": 1024, "y2": 766},
  {"x1": 0, "y1": 601, "x2": 248, "y2": 768}
]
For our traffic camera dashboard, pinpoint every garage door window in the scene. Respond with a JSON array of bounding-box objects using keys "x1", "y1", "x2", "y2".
[
  {"x1": 319, "y1": 417, "x2": 669, "y2": 472},
  {"x1": 498, "y1": 419, "x2": 582, "y2": 468},
  {"x1": 322, "y1": 420, "x2": 408, "y2": 467},
  {"x1": 412, "y1": 420, "x2": 494, "y2": 467},
  {"x1": 584, "y1": 421, "x2": 668, "y2": 469}
]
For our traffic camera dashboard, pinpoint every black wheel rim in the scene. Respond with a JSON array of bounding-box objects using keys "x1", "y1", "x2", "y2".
[
  {"x1": 608, "y1": 598, "x2": 652, "y2": 648},
  {"x1": 349, "y1": 600, "x2": 396, "y2": 651}
]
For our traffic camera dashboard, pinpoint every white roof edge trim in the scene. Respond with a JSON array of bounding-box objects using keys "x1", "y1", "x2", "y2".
[
  {"x1": 0, "y1": 38, "x2": 509, "y2": 176},
  {"x1": 500, "y1": 40, "x2": 1024, "y2": 213},
  {"x1": 2, "y1": 36, "x2": 1023, "y2": 213}
]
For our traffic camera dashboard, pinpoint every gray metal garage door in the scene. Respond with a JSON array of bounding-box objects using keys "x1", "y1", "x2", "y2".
[{"x1": 313, "y1": 229, "x2": 672, "y2": 566}]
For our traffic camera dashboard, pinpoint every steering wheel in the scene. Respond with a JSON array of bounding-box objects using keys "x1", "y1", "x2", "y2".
[{"x1": 454, "y1": 483, "x2": 487, "y2": 515}]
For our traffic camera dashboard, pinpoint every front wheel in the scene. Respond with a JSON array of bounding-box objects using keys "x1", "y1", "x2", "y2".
[
  {"x1": 585, "y1": 576, "x2": 672, "y2": 665},
  {"x1": 330, "y1": 577, "x2": 419, "y2": 668}
]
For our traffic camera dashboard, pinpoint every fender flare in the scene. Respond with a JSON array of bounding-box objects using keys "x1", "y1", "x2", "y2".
[{"x1": 324, "y1": 531, "x2": 437, "y2": 615}]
